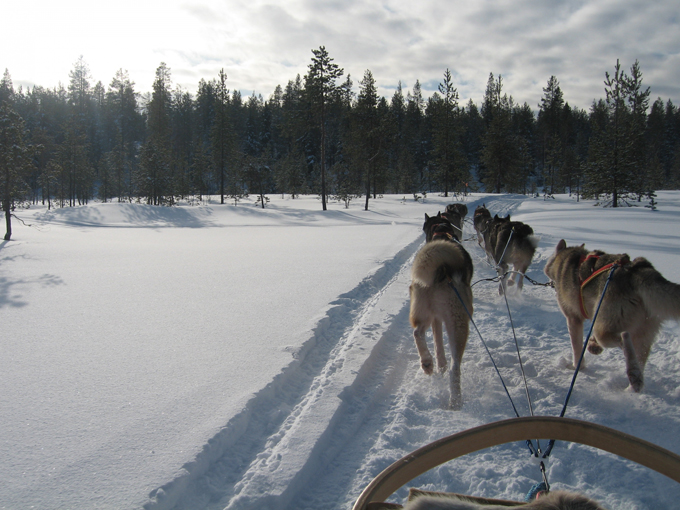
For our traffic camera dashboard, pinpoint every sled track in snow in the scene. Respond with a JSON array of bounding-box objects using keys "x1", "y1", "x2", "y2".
[{"x1": 144, "y1": 233, "x2": 425, "y2": 510}]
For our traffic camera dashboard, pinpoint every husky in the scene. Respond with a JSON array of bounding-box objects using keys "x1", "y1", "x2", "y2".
[
  {"x1": 545, "y1": 239, "x2": 680, "y2": 392},
  {"x1": 483, "y1": 214, "x2": 539, "y2": 294},
  {"x1": 442, "y1": 203, "x2": 468, "y2": 236},
  {"x1": 409, "y1": 239, "x2": 473, "y2": 409},
  {"x1": 430, "y1": 221, "x2": 461, "y2": 243},
  {"x1": 423, "y1": 212, "x2": 461, "y2": 242},
  {"x1": 404, "y1": 490, "x2": 607, "y2": 510},
  {"x1": 473, "y1": 205, "x2": 491, "y2": 245}
]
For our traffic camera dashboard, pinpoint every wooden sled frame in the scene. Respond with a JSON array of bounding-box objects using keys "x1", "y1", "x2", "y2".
[{"x1": 352, "y1": 416, "x2": 680, "y2": 510}]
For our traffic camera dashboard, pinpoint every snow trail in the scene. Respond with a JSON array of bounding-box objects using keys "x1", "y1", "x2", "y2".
[{"x1": 144, "y1": 228, "x2": 425, "y2": 510}]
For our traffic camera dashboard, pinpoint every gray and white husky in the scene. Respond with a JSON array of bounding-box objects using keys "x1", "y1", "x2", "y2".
[{"x1": 545, "y1": 239, "x2": 680, "y2": 392}]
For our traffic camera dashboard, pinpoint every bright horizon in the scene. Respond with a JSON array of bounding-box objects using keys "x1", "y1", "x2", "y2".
[{"x1": 3, "y1": 0, "x2": 680, "y2": 110}]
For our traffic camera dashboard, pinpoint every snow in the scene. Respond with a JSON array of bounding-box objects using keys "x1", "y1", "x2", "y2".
[{"x1": 1, "y1": 192, "x2": 679, "y2": 510}]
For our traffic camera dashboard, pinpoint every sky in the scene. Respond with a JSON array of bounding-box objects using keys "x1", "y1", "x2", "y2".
[{"x1": 3, "y1": 0, "x2": 680, "y2": 111}]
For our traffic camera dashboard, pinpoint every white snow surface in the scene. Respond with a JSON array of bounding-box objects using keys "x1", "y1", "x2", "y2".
[{"x1": 2, "y1": 192, "x2": 680, "y2": 510}]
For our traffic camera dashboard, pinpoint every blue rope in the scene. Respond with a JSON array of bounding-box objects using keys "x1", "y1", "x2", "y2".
[{"x1": 542, "y1": 263, "x2": 619, "y2": 458}]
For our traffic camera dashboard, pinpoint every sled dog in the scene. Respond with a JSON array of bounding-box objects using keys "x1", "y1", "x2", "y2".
[
  {"x1": 483, "y1": 214, "x2": 539, "y2": 294},
  {"x1": 430, "y1": 221, "x2": 461, "y2": 243},
  {"x1": 404, "y1": 490, "x2": 608, "y2": 510},
  {"x1": 442, "y1": 203, "x2": 468, "y2": 236},
  {"x1": 409, "y1": 239, "x2": 473, "y2": 409},
  {"x1": 473, "y1": 205, "x2": 491, "y2": 245},
  {"x1": 423, "y1": 212, "x2": 461, "y2": 242},
  {"x1": 545, "y1": 239, "x2": 680, "y2": 392}
]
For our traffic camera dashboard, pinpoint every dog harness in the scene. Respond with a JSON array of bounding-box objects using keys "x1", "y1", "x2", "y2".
[
  {"x1": 432, "y1": 231, "x2": 454, "y2": 241},
  {"x1": 578, "y1": 254, "x2": 628, "y2": 319}
]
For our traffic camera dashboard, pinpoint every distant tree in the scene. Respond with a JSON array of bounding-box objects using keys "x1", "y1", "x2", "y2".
[
  {"x1": 212, "y1": 69, "x2": 232, "y2": 204},
  {"x1": 429, "y1": 68, "x2": 466, "y2": 196},
  {"x1": 584, "y1": 59, "x2": 649, "y2": 207},
  {"x1": 138, "y1": 62, "x2": 173, "y2": 205},
  {"x1": 68, "y1": 56, "x2": 92, "y2": 124},
  {"x1": 106, "y1": 69, "x2": 141, "y2": 201},
  {"x1": 537, "y1": 76, "x2": 565, "y2": 195},
  {"x1": 354, "y1": 69, "x2": 382, "y2": 210},
  {"x1": 405, "y1": 80, "x2": 427, "y2": 191},
  {"x1": 625, "y1": 60, "x2": 651, "y2": 200},
  {"x1": 480, "y1": 73, "x2": 522, "y2": 193},
  {"x1": 0, "y1": 102, "x2": 33, "y2": 240},
  {"x1": 0, "y1": 69, "x2": 14, "y2": 104},
  {"x1": 305, "y1": 46, "x2": 344, "y2": 210}
]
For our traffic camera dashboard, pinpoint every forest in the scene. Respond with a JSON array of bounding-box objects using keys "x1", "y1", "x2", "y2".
[{"x1": 1, "y1": 47, "x2": 680, "y2": 229}]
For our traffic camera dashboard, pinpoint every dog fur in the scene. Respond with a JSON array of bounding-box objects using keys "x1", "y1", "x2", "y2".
[
  {"x1": 544, "y1": 239, "x2": 680, "y2": 391},
  {"x1": 404, "y1": 490, "x2": 607, "y2": 510},
  {"x1": 482, "y1": 214, "x2": 539, "y2": 294},
  {"x1": 409, "y1": 240, "x2": 473, "y2": 409}
]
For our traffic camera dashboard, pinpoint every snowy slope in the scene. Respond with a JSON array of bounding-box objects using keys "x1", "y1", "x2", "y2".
[{"x1": 2, "y1": 193, "x2": 679, "y2": 510}]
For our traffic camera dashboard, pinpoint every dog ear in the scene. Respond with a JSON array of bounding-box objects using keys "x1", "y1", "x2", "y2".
[
  {"x1": 437, "y1": 211, "x2": 442, "y2": 217},
  {"x1": 425, "y1": 213, "x2": 430, "y2": 220},
  {"x1": 556, "y1": 239, "x2": 567, "y2": 252}
]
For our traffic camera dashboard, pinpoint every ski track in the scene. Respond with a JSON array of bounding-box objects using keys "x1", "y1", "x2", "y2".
[{"x1": 149, "y1": 195, "x2": 680, "y2": 510}]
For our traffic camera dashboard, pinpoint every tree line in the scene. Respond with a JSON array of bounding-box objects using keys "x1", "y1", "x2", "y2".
[{"x1": 2, "y1": 49, "x2": 680, "y2": 235}]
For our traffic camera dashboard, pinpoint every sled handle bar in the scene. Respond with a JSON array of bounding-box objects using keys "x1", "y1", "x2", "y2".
[{"x1": 352, "y1": 416, "x2": 680, "y2": 510}]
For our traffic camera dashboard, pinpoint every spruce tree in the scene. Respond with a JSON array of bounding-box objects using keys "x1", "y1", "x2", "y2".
[
  {"x1": 0, "y1": 102, "x2": 33, "y2": 239},
  {"x1": 305, "y1": 46, "x2": 344, "y2": 210}
]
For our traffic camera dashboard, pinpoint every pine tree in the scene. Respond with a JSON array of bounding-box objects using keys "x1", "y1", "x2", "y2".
[
  {"x1": 305, "y1": 46, "x2": 344, "y2": 210},
  {"x1": 537, "y1": 76, "x2": 565, "y2": 195},
  {"x1": 139, "y1": 62, "x2": 173, "y2": 205},
  {"x1": 479, "y1": 74, "x2": 521, "y2": 193},
  {"x1": 625, "y1": 60, "x2": 650, "y2": 200},
  {"x1": 584, "y1": 59, "x2": 649, "y2": 207},
  {"x1": 0, "y1": 102, "x2": 34, "y2": 239},
  {"x1": 430, "y1": 69, "x2": 465, "y2": 196},
  {"x1": 354, "y1": 69, "x2": 382, "y2": 210},
  {"x1": 0, "y1": 69, "x2": 14, "y2": 104},
  {"x1": 106, "y1": 69, "x2": 141, "y2": 201}
]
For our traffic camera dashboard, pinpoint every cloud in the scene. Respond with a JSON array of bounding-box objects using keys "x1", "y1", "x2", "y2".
[{"x1": 2, "y1": 0, "x2": 678, "y2": 111}]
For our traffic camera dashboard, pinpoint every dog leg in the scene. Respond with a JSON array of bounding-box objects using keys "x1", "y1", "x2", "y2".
[
  {"x1": 446, "y1": 317, "x2": 470, "y2": 410},
  {"x1": 432, "y1": 319, "x2": 447, "y2": 373},
  {"x1": 498, "y1": 263, "x2": 509, "y2": 295},
  {"x1": 515, "y1": 263, "x2": 528, "y2": 291},
  {"x1": 566, "y1": 316, "x2": 585, "y2": 369},
  {"x1": 621, "y1": 332, "x2": 644, "y2": 392},
  {"x1": 413, "y1": 323, "x2": 434, "y2": 375},
  {"x1": 587, "y1": 337, "x2": 603, "y2": 355}
]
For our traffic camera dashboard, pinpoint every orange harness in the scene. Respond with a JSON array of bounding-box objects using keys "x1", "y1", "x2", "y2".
[{"x1": 578, "y1": 254, "x2": 627, "y2": 319}]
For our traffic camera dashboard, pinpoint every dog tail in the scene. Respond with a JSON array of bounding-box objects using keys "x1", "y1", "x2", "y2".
[
  {"x1": 631, "y1": 258, "x2": 680, "y2": 321},
  {"x1": 527, "y1": 234, "x2": 540, "y2": 249}
]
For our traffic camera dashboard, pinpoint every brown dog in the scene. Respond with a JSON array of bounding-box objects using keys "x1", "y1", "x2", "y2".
[{"x1": 545, "y1": 239, "x2": 680, "y2": 391}]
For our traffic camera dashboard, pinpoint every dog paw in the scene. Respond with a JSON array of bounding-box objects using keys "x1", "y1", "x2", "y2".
[
  {"x1": 448, "y1": 396, "x2": 463, "y2": 410},
  {"x1": 436, "y1": 362, "x2": 448, "y2": 374},
  {"x1": 421, "y1": 358, "x2": 434, "y2": 375},
  {"x1": 626, "y1": 371, "x2": 643, "y2": 393},
  {"x1": 587, "y1": 343, "x2": 603, "y2": 355}
]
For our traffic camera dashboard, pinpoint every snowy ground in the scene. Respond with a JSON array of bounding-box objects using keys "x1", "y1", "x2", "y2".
[{"x1": 1, "y1": 192, "x2": 679, "y2": 510}]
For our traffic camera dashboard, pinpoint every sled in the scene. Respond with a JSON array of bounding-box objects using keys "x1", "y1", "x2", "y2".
[{"x1": 351, "y1": 416, "x2": 680, "y2": 509}]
